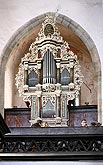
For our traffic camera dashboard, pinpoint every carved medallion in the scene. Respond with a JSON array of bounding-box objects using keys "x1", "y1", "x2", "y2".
[{"x1": 44, "y1": 24, "x2": 54, "y2": 36}]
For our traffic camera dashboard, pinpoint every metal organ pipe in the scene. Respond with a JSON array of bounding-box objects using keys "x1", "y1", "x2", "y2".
[
  {"x1": 43, "y1": 49, "x2": 56, "y2": 84},
  {"x1": 46, "y1": 50, "x2": 48, "y2": 83},
  {"x1": 43, "y1": 53, "x2": 46, "y2": 83}
]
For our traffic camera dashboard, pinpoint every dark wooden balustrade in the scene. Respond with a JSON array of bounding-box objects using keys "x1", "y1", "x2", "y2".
[
  {"x1": 0, "y1": 106, "x2": 102, "y2": 161},
  {"x1": 0, "y1": 127, "x2": 103, "y2": 161}
]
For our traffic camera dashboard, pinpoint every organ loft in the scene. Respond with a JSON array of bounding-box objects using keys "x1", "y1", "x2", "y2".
[{"x1": 15, "y1": 15, "x2": 83, "y2": 126}]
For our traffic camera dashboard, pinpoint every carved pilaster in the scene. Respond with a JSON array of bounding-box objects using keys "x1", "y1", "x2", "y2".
[
  {"x1": 37, "y1": 62, "x2": 42, "y2": 84},
  {"x1": 24, "y1": 70, "x2": 28, "y2": 85},
  {"x1": 37, "y1": 92, "x2": 42, "y2": 117},
  {"x1": 31, "y1": 96, "x2": 37, "y2": 119},
  {"x1": 56, "y1": 62, "x2": 60, "y2": 83},
  {"x1": 55, "y1": 83, "x2": 61, "y2": 117},
  {"x1": 24, "y1": 62, "x2": 28, "y2": 85},
  {"x1": 56, "y1": 95, "x2": 61, "y2": 117},
  {"x1": 75, "y1": 95, "x2": 79, "y2": 106},
  {"x1": 70, "y1": 68, "x2": 74, "y2": 83},
  {"x1": 37, "y1": 95, "x2": 41, "y2": 118}
]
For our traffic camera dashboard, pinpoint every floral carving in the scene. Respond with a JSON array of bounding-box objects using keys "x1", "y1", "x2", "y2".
[
  {"x1": 42, "y1": 83, "x2": 56, "y2": 92},
  {"x1": 15, "y1": 15, "x2": 83, "y2": 104}
]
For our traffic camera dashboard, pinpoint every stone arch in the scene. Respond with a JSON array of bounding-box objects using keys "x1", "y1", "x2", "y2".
[{"x1": 0, "y1": 12, "x2": 101, "y2": 122}]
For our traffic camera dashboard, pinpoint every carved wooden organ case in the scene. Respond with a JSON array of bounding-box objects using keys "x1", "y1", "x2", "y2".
[{"x1": 15, "y1": 15, "x2": 83, "y2": 126}]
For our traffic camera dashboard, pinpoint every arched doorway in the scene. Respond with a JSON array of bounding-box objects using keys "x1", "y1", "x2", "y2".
[{"x1": 0, "y1": 12, "x2": 101, "y2": 123}]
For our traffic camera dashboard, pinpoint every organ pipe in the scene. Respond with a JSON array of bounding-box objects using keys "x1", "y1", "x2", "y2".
[{"x1": 43, "y1": 49, "x2": 56, "y2": 84}]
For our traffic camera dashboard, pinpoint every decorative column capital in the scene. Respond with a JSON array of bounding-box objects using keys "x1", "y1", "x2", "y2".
[
  {"x1": 56, "y1": 93, "x2": 61, "y2": 97},
  {"x1": 56, "y1": 62, "x2": 60, "y2": 68},
  {"x1": 24, "y1": 62, "x2": 29, "y2": 70},
  {"x1": 37, "y1": 93, "x2": 42, "y2": 97},
  {"x1": 37, "y1": 61, "x2": 41, "y2": 69},
  {"x1": 23, "y1": 84, "x2": 29, "y2": 91},
  {"x1": 36, "y1": 84, "x2": 42, "y2": 91},
  {"x1": 55, "y1": 83, "x2": 61, "y2": 96}
]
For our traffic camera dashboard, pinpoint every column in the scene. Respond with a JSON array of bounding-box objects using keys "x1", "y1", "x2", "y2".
[
  {"x1": 37, "y1": 61, "x2": 41, "y2": 84},
  {"x1": 24, "y1": 62, "x2": 28, "y2": 85},
  {"x1": 70, "y1": 67, "x2": 74, "y2": 83},
  {"x1": 56, "y1": 61, "x2": 60, "y2": 83},
  {"x1": 56, "y1": 94, "x2": 61, "y2": 117},
  {"x1": 37, "y1": 95, "x2": 41, "y2": 117},
  {"x1": 75, "y1": 96, "x2": 79, "y2": 106},
  {"x1": 24, "y1": 62, "x2": 29, "y2": 91}
]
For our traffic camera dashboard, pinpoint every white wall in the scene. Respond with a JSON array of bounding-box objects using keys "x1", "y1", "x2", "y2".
[{"x1": 0, "y1": 0, "x2": 103, "y2": 65}]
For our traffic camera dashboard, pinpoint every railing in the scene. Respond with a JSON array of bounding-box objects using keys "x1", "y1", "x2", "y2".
[{"x1": 0, "y1": 127, "x2": 103, "y2": 161}]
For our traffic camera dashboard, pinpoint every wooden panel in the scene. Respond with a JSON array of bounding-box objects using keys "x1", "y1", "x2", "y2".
[
  {"x1": 69, "y1": 105, "x2": 97, "y2": 126},
  {"x1": 4, "y1": 108, "x2": 31, "y2": 127},
  {"x1": 4, "y1": 105, "x2": 98, "y2": 127}
]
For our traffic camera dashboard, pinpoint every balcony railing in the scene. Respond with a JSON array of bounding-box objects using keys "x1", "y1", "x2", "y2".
[{"x1": 0, "y1": 127, "x2": 103, "y2": 161}]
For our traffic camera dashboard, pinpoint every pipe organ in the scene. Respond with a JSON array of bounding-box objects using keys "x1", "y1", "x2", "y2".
[{"x1": 15, "y1": 15, "x2": 83, "y2": 126}]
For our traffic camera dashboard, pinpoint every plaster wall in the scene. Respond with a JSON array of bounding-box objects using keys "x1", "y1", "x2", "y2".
[{"x1": 0, "y1": 0, "x2": 102, "y2": 64}]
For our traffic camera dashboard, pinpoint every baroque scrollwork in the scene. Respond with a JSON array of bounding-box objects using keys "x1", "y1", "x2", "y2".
[
  {"x1": 15, "y1": 14, "x2": 83, "y2": 109},
  {"x1": 60, "y1": 64, "x2": 71, "y2": 73},
  {"x1": 23, "y1": 95, "x2": 31, "y2": 106},
  {"x1": 42, "y1": 95, "x2": 56, "y2": 107},
  {"x1": 42, "y1": 83, "x2": 56, "y2": 92},
  {"x1": 28, "y1": 66, "x2": 38, "y2": 74},
  {"x1": 15, "y1": 63, "x2": 24, "y2": 96}
]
